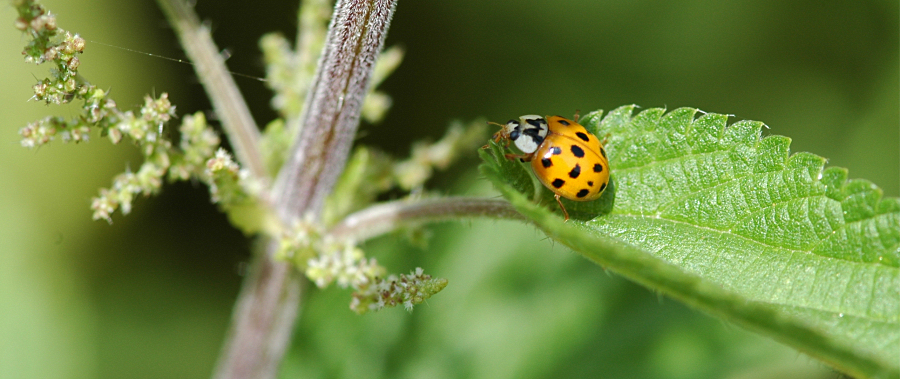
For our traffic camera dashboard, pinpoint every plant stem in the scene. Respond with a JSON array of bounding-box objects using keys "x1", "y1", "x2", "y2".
[
  {"x1": 173, "y1": 0, "x2": 399, "y2": 378},
  {"x1": 274, "y1": 0, "x2": 398, "y2": 218},
  {"x1": 155, "y1": 0, "x2": 266, "y2": 180},
  {"x1": 329, "y1": 197, "x2": 523, "y2": 242},
  {"x1": 212, "y1": 243, "x2": 303, "y2": 379}
]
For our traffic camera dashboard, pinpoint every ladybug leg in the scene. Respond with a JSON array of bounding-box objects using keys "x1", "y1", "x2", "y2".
[
  {"x1": 573, "y1": 110, "x2": 581, "y2": 123},
  {"x1": 481, "y1": 131, "x2": 500, "y2": 149},
  {"x1": 483, "y1": 121, "x2": 509, "y2": 149},
  {"x1": 600, "y1": 133, "x2": 611, "y2": 145},
  {"x1": 504, "y1": 152, "x2": 533, "y2": 162},
  {"x1": 555, "y1": 194, "x2": 570, "y2": 221}
]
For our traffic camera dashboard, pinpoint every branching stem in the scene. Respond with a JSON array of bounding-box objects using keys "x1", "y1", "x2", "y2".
[
  {"x1": 329, "y1": 197, "x2": 523, "y2": 242},
  {"x1": 159, "y1": 0, "x2": 399, "y2": 378},
  {"x1": 156, "y1": 0, "x2": 266, "y2": 180}
]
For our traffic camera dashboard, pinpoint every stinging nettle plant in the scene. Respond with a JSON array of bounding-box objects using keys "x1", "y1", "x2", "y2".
[{"x1": 10, "y1": 0, "x2": 898, "y2": 378}]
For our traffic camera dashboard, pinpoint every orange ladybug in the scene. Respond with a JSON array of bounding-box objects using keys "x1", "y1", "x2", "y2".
[{"x1": 490, "y1": 114, "x2": 609, "y2": 220}]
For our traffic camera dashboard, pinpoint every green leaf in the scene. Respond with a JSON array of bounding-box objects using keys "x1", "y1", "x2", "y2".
[{"x1": 480, "y1": 106, "x2": 900, "y2": 379}]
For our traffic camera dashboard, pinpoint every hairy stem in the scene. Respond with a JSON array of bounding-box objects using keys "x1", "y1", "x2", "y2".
[
  {"x1": 155, "y1": 0, "x2": 266, "y2": 180},
  {"x1": 205, "y1": 1, "x2": 399, "y2": 378},
  {"x1": 212, "y1": 243, "x2": 303, "y2": 379},
  {"x1": 329, "y1": 197, "x2": 523, "y2": 242},
  {"x1": 274, "y1": 0, "x2": 398, "y2": 218}
]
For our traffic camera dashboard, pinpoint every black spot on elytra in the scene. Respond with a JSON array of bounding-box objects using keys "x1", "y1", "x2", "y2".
[
  {"x1": 551, "y1": 178, "x2": 565, "y2": 188},
  {"x1": 571, "y1": 145, "x2": 585, "y2": 158},
  {"x1": 593, "y1": 164, "x2": 603, "y2": 173},
  {"x1": 600, "y1": 147, "x2": 607, "y2": 159},
  {"x1": 568, "y1": 164, "x2": 581, "y2": 178},
  {"x1": 575, "y1": 132, "x2": 590, "y2": 142},
  {"x1": 599, "y1": 182, "x2": 607, "y2": 192},
  {"x1": 541, "y1": 158, "x2": 552, "y2": 168},
  {"x1": 576, "y1": 189, "x2": 589, "y2": 198},
  {"x1": 526, "y1": 118, "x2": 544, "y2": 128},
  {"x1": 587, "y1": 181, "x2": 594, "y2": 186},
  {"x1": 550, "y1": 146, "x2": 562, "y2": 155},
  {"x1": 557, "y1": 119, "x2": 570, "y2": 126}
]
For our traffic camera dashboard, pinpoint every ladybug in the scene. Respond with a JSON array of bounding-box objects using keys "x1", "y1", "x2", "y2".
[{"x1": 489, "y1": 114, "x2": 609, "y2": 220}]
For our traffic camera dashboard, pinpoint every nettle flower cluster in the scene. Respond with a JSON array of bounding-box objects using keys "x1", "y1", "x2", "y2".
[
  {"x1": 14, "y1": 0, "x2": 480, "y2": 313},
  {"x1": 276, "y1": 217, "x2": 447, "y2": 314},
  {"x1": 14, "y1": 1, "x2": 232, "y2": 223}
]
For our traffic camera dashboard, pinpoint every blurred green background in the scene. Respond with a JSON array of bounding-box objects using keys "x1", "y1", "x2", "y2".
[{"x1": 1, "y1": 0, "x2": 896, "y2": 378}]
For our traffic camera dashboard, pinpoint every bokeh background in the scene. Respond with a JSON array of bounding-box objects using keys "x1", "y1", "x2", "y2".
[{"x1": 1, "y1": 0, "x2": 896, "y2": 378}]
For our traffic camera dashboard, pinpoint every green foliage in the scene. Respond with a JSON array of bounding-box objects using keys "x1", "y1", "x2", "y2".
[
  {"x1": 481, "y1": 106, "x2": 900, "y2": 378},
  {"x1": 322, "y1": 146, "x2": 395, "y2": 226},
  {"x1": 322, "y1": 120, "x2": 488, "y2": 227}
]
